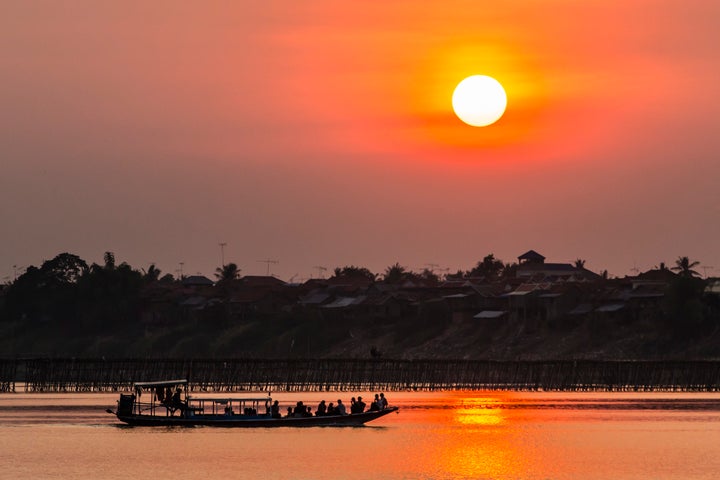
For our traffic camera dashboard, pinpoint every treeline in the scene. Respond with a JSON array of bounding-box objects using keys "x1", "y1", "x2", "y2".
[{"x1": 0, "y1": 251, "x2": 718, "y2": 359}]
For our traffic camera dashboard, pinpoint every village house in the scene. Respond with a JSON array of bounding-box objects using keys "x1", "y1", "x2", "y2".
[{"x1": 516, "y1": 250, "x2": 601, "y2": 282}]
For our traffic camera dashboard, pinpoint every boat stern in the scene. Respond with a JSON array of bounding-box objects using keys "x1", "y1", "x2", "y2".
[{"x1": 117, "y1": 393, "x2": 136, "y2": 417}]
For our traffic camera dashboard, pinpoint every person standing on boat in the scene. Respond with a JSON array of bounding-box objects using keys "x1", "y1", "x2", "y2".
[
  {"x1": 164, "y1": 387, "x2": 173, "y2": 404},
  {"x1": 379, "y1": 393, "x2": 388, "y2": 410},
  {"x1": 271, "y1": 400, "x2": 281, "y2": 419},
  {"x1": 355, "y1": 396, "x2": 366, "y2": 413},
  {"x1": 336, "y1": 399, "x2": 347, "y2": 415},
  {"x1": 171, "y1": 388, "x2": 182, "y2": 407},
  {"x1": 169, "y1": 387, "x2": 185, "y2": 416},
  {"x1": 155, "y1": 387, "x2": 164, "y2": 403}
]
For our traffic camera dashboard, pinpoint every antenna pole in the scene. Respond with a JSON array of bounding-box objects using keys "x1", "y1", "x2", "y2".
[
  {"x1": 219, "y1": 242, "x2": 227, "y2": 267},
  {"x1": 257, "y1": 259, "x2": 279, "y2": 276}
]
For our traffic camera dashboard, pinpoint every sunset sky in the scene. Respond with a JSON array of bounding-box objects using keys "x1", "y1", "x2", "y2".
[{"x1": 2, "y1": 1, "x2": 719, "y2": 281}]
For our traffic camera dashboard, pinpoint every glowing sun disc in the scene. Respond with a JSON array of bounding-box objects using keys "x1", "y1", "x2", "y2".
[{"x1": 452, "y1": 75, "x2": 507, "y2": 127}]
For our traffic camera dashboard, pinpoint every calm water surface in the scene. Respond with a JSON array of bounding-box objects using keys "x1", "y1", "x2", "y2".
[{"x1": 2, "y1": 391, "x2": 720, "y2": 479}]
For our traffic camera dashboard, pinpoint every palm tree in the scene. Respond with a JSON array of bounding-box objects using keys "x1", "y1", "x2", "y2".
[
  {"x1": 103, "y1": 251, "x2": 115, "y2": 270},
  {"x1": 671, "y1": 256, "x2": 700, "y2": 278},
  {"x1": 574, "y1": 259, "x2": 586, "y2": 269},
  {"x1": 383, "y1": 263, "x2": 407, "y2": 285},
  {"x1": 142, "y1": 264, "x2": 161, "y2": 282},
  {"x1": 215, "y1": 263, "x2": 240, "y2": 282}
]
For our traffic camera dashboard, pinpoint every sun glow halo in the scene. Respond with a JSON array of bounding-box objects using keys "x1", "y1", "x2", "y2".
[{"x1": 452, "y1": 75, "x2": 507, "y2": 127}]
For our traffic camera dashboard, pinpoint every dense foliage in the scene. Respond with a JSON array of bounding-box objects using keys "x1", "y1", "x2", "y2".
[{"x1": 1, "y1": 252, "x2": 719, "y2": 359}]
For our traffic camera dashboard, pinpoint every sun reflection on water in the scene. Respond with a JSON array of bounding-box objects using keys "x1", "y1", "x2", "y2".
[
  {"x1": 455, "y1": 396, "x2": 506, "y2": 426},
  {"x1": 414, "y1": 393, "x2": 531, "y2": 479}
]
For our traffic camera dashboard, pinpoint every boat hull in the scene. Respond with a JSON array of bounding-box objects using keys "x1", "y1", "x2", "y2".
[{"x1": 116, "y1": 406, "x2": 398, "y2": 427}]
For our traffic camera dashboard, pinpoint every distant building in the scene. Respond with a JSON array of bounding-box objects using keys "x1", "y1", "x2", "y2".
[
  {"x1": 518, "y1": 250, "x2": 546, "y2": 265},
  {"x1": 706, "y1": 279, "x2": 720, "y2": 295},
  {"x1": 516, "y1": 250, "x2": 600, "y2": 281},
  {"x1": 181, "y1": 275, "x2": 214, "y2": 287},
  {"x1": 240, "y1": 275, "x2": 287, "y2": 289}
]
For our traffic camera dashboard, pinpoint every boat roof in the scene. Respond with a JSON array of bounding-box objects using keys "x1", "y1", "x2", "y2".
[
  {"x1": 133, "y1": 379, "x2": 188, "y2": 388},
  {"x1": 195, "y1": 396, "x2": 271, "y2": 403}
]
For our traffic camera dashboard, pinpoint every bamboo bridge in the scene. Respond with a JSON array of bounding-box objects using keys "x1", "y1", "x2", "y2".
[{"x1": 2, "y1": 359, "x2": 720, "y2": 393}]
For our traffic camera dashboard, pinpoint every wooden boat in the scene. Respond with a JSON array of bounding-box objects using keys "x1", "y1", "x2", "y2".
[{"x1": 108, "y1": 379, "x2": 398, "y2": 427}]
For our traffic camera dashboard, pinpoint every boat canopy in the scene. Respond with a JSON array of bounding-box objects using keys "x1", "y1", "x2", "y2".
[
  {"x1": 133, "y1": 379, "x2": 188, "y2": 388},
  {"x1": 201, "y1": 396, "x2": 271, "y2": 403}
]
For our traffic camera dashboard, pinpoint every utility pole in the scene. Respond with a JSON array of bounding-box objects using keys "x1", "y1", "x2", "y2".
[
  {"x1": 425, "y1": 263, "x2": 440, "y2": 272},
  {"x1": 219, "y1": 242, "x2": 227, "y2": 267},
  {"x1": 702, "y1": 266, "x2": 714, "y2": 278},
  {"x1": 179, "y1": 262, "x2": 184, "y2": 279},
  {"x1": 257, "y1": 259, "x2": 279, "y2": 276}
]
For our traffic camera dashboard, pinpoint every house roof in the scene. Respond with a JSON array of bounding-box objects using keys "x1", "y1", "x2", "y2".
[
  {"x1": 474, "y1": 310, "x2": 506, "y2": 319},
  {"x1": 230, "y1": 289, "x2": 271, "y2": 303},
  {"x1": 298, "y1": 292, "x2": 332, "y2": 305},
  {"x1": 182, "y1": 275, "x2": 214, "y2": 287},
  {"x1": 538, "y1": 293, "x2": 563, "y2": 298},
  {"x1": 240, "y1": 276, "x2": 287, "y2": 288},
  {"x1": 517, "y1": 263, "x2": 602, "y2": 282},
  {"x1": 518, "y1": 263, "x2": 576, "y2": 272},
  {"x1": 362, "y1": 294, "x2": 406, "y2": 306},
  {"x1": 502, "y1": 283, "x2": 548, "y2": 296},
  {"x1": 596, "y1": 303, "x2": 625, "y2": 312},
  {"x1": 443, "y1": 293, "x2": 470, "y2": 299},
  {"x1": 518, "y1": 250, "x2": 546, "y2": 262},
  {"x1": 569, "y1": 304, "x2": 593, "y2": 315},
  {"x1": 634, "y1": 268, "x2": 677, "y2": 281},
  {"x1": 629, "y1": 284, "x2": 666, "y2": 298},
  {"x1": 179, "y1": 296, "x2": 207, "y2": 307},
  {"x1": 706, "y1": 280, "x2": 720, "y2": 294},
  {"x1": 322, "y1": 296, "x2": 366, "y2": 309}
]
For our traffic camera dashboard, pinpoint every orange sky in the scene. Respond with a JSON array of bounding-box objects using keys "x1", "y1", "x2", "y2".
[{"x1": 2, "y1": 0, "x2": 719, "y2": 280}]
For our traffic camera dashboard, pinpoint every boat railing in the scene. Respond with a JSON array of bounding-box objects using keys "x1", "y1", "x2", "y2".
[
  {"x1": 185, "y1": 396, "x2": 272, "y2": 417},
  {"x1": 121, "y1": 394, "x2": 273, "y2": 418},
  {"x1": 127, "y1": 399, "x2": 179, "y2": 416}
]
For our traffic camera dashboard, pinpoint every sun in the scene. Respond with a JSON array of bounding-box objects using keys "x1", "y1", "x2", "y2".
[{"x1": 452, "y1": 75, "x2": 507, "y2": 127}]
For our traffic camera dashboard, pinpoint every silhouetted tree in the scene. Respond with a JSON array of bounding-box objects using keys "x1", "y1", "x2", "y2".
[
  {"x1": 159, "y1": 273, "x2": 175, "y2": 283},
  {"x1": 499, "y1": 262, "x2": 517, "y2": 280},
  {"x1": 419, "y1": 268, "x2": 440, "y2": 285},
  {"x1": 215, "y1": 263, "x2": 240, "y2": 282},
  {"x1": 103, "y1": 251, "x2": 115, "y2": 270},
  {"x1": 3, "y1": 253, "x2": 89, "y2": 323},
  {"x1": 468, "y1": 254, "x2": 504, "y2": 280},
  {"x1": 142, "y1": 264, "x2": 162, "y2": 283},
  {"x1": 383, "y1": 263, "x2": 408, "y2": 285},
  {"x1": 77, "y1": 253, "x2": 143, "y2": 331},
  {"x1": 665, "y1": 274, "x2": 706, "y2": 337},
  {"x1": 43, "y1": 253, "x2": 89, "y2": 283},
  {"x1": 445, "y1": 270, "x2": 465, "y2": 280},
  {"x1": 574, "y1": 259, "x2": 586, "y2": 269},
  {"x1": 332, "y1": 265, "x2": 376, "y2": 282},
  {"x1": 672, "y1": 256, "x2": 700, "y2": 278}
]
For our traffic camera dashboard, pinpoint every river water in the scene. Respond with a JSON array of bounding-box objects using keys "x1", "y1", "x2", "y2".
[{"x1": 2, "y1": 391, "x2": 720, "y2": 479}]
